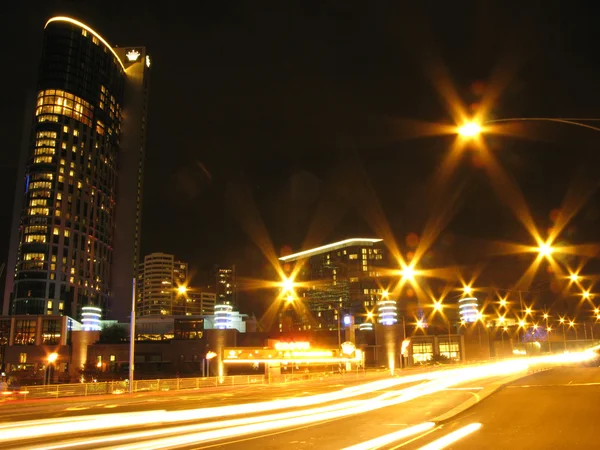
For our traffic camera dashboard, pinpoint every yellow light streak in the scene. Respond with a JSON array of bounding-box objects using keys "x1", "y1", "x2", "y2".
[
  {"x1": 418, "y1": 422, "x2": 482, "y2": 450},
  {"x1": 341, "y1": 422, "x2": 436, "y2": 450},
  {"x1": 45, "y1": 17, "x2": 125, "y2": 70}
]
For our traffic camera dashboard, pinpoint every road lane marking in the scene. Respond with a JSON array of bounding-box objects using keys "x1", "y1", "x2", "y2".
[
  {"x1": 417, "y1": 423, "x2": 482, "y2": 450},
  {"x1": 65, "y1": 406, "x2": 89, "y2": 411}
]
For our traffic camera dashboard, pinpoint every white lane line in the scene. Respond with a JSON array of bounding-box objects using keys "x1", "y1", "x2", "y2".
[{"x1": 418, "y1": 423, "x2": 482, "y2": 450}]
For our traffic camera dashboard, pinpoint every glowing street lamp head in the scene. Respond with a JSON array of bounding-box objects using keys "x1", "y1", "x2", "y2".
[
  {"x1": 399, "y1": 265, "x2": 416, "y2": 282},
  {"x1": 543, "y1": 313, "x2": 549, "y2": 320},
  {"x1": 582, "y1": 290, "x2": 591, "y2": 300},
  {"x1": 47, "y1": 352, "x2": 58, "y2": 363},
  {"x1": 177, "y1": 285, "x2": 188, "y2": 295},
  {"x1": 525, "y1": 307, "x2": 532, "y2": 315},
  {"x1": 462, "y1": 285, "x2": 473, "y2": 296},
  {"x1": 286, "y1": 295, "x2": 294, "y2": 303},
  {"x1": 381, "y1": 290, "x2": 389, "y2": 299},
  {"x1": 458, "y1": 122, "x2": 482, "y2": 138},
  {"x1": 537, "y1": 242, "x2": 554, "y2": 258},
  {"x1": 570, "y1": 273, "x2": 580, "y2": 282},
  {"x1": 280, "y1": 277, "x2": 295, "y2": 293}
]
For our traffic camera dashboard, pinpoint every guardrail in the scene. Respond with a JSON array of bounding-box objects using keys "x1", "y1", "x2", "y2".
[{"x1": 0, "y1": 369, "x2": 383, "y2": 401}]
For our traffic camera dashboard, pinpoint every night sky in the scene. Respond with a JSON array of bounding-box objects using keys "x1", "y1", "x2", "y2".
[{"x1": 2, "y1": 1, "x2": 600, "y2": 315}]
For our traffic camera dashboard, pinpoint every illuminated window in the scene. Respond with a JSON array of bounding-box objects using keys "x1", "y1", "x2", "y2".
[
  {"x1": 34, "y1": 156, "x2": 53, "y2": 164},
  {"x1": 38, "y1": 114, "x2": 59, "y2": 122},
  {"x1": 24, "y1": 253, "x2": 45, "y2": 261},
  {"x1": 73, "y1": 129, "x2": 78, "y2": 137},
  {"x1": 64, "y1": 230, "x2": 70, "y2": 237},
  {"x1": 47, "y1": 301, "x2": 53, "y2": 310},
  {"x1": 36, "y1": 90, "x2": 93, "y2": 127},
  {"x1": 81, "y1": 29, "x2": 88, "y2": 37},
  {"x1": 29, "y1": 199, "x2": 47, "y2": 207},
  {"x1": 25, "y1": 226, "x2": 46, "y2": 234},
  {"x1": 57, "y1": 192, "x2": 62, "y2": 200},
  {"x1": 92, "y1": 36, "x2": 99, "y2": 45},
  {"x1": 25, "y1": 235, "x2": 46, "y2": 243},
  {"x1": 30, "y1": 181, "x2": 52, "y2": 190},
  {"x1": 59, "y1": 302, "x2": 64, "y2": 310},
  {"x1": 35, "y1": 147, "x2": 55, "y2": 156},
  {"x1": 28, "y1": 207, "x2": 49, "y2": 216}
]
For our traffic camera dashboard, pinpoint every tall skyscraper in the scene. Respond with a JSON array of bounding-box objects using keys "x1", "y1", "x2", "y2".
[
  {"x1": 2, "y1": 17, "x2": 150, "y2": 321},
  {"x1": 137, "y1": 253, "x2": 187, "y2": 316}
]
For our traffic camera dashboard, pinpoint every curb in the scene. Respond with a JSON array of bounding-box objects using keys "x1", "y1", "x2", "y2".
[{"x1": 432, "y1": 369, "x2": 545, "y2": 424}]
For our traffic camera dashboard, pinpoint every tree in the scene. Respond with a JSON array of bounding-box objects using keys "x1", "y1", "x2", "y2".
[{"x1": 99, "y1": 323, "x2": 128, "y2": 343}]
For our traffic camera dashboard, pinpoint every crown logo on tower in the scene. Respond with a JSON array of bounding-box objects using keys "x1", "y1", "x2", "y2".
[{"x1": 126, "y1": 49, "x2": 141, "y2": 62}]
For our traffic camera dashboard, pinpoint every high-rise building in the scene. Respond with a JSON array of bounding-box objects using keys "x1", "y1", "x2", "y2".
[
  {"x1": 2, "y1": 17, "x2": 150, "y2": 321},
  {"x1": 187, "y1": 291, "x2": 217, "y2": 316},
  {"x1": 214, "y1": 265, "x2": 236, "y2": 308},
  {"x1": 137, "y1": 253, "x2": 187, "y2": 316},
  {"x1": 278, "y1": 238, "x2": 389, "y2": 331}
]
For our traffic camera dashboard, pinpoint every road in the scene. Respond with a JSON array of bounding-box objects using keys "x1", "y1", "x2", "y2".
[
  {"x1": 0, "y1": 356, "x2": 594, "y2": 450},
  {"x1": 401, "y1": 365, "x2": 600, "y2": 450}
]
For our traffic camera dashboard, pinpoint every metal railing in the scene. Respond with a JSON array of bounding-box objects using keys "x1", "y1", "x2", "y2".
[
  {"x1": 0, "y1": 369, "x2": 384, "y2": 401},
  {"x1": 1, "y1": 374, "x2": 266, "y2": 400}
]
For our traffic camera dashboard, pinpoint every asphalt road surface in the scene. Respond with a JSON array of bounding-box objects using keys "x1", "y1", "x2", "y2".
[
  {"x1": 400, "y1": 365, "x2": 600, "y2": 450},
  {"x1": 0, "y1": 360, "x2": 528, "y2": 450}
]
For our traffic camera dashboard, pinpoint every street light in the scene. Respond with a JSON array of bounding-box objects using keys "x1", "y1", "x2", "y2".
[
  {"x1": 46, "y1": 352, "x2": 58, "y2": 385},
  {"x1": 177, "y1": 285, "x2": 188, "y2": 295},
  {"x1": 457, "y1": 117, "x2": 600, "y2": 139},
  {"x1": 205, "y1": 351, "x2": 217, "y2": 377},
  {"x1": 458, "y1": 122, "x2": 482, "y2": 138}
]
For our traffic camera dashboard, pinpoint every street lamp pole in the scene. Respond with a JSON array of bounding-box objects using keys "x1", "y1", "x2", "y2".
[{"x1": 128, "y1": 278, "x2": 136, "y2": 394}]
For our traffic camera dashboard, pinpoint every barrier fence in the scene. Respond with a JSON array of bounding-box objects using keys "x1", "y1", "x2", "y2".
[{"x1": 1, "y1": 369, "x2": 382, "y2": 401}]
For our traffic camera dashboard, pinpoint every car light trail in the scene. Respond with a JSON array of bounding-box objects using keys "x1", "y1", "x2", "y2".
[
  {"x1": 341, "y1": 422, "x2": 436, "y2": 450},
  {"x1": 2, "y1": 352, "x2": 595, "y2": 448},
  {"x1": 418, "y1": 422, "x2": 482, "y2": 449},
  {"x1": 30, "y1": 400, "x2": 365, "y2": 450}
]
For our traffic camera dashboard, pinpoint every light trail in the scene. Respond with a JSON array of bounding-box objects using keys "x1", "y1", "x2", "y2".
[
  {"x1": 0, "y1": 373, "x2": 444, "y2": 443},
  {"x1": 2, "y1": 352, "x2": 596, "y2": 449},
  {"x1": 30, "y1": 400, "x2": 365, "y2": 450},
  {"x1": 417, "y1": 422, "x2": 482, "y2": 450},
  {"x1": 340, "y1": 422, "x2": 436, "y2": 450}
]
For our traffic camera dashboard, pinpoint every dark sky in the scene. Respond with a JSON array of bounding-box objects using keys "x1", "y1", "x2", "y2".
[{"x1": 2, "y1": 1, "x2": 600, "y2": 314}]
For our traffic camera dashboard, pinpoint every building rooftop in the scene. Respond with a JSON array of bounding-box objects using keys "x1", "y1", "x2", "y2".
[{"x1": 278, "y1": 238, "x2": 383, "y2": 262}]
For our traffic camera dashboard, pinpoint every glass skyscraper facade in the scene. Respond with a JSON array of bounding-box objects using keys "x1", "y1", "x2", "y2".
[{"x1": 3, "y1": 17, "x2": 150, "y2": 322}]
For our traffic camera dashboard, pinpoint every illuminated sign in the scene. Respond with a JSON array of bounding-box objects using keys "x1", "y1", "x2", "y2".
[
  {"x1": 146, "y1": 55, "x2": 151, "y2": 68},
  {"x1": 126, "y1": 49, "x2": 141, "y2": 61},
  {"x1": 341, "y1": 341, "x2": 356, "y2": 355},
  {"x1": 274, "y1": 341, "x2": 310, "y2": 351}
]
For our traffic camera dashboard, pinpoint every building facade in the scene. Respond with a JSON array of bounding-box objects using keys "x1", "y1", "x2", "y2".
[
  {"x1": 137, "y1": 253, "x2": 188, "y2": 316},
  {"x1": 2, "y1": 17, "x2": 150, "y2": 322},
  {"x1": 187, "y1": 291, "x2": 217, "y2": 316},
  {"x1": 278, "y1": 238, "x2": 389, "y2": 331},
  {"x1": 214, "y1": 266, "x2": 236, "y2": 308}
]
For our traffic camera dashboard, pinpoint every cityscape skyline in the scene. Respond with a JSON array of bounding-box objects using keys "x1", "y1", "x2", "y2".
[{"x1": 2, "y1": 3, "x2": 600, "y2": 322}]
